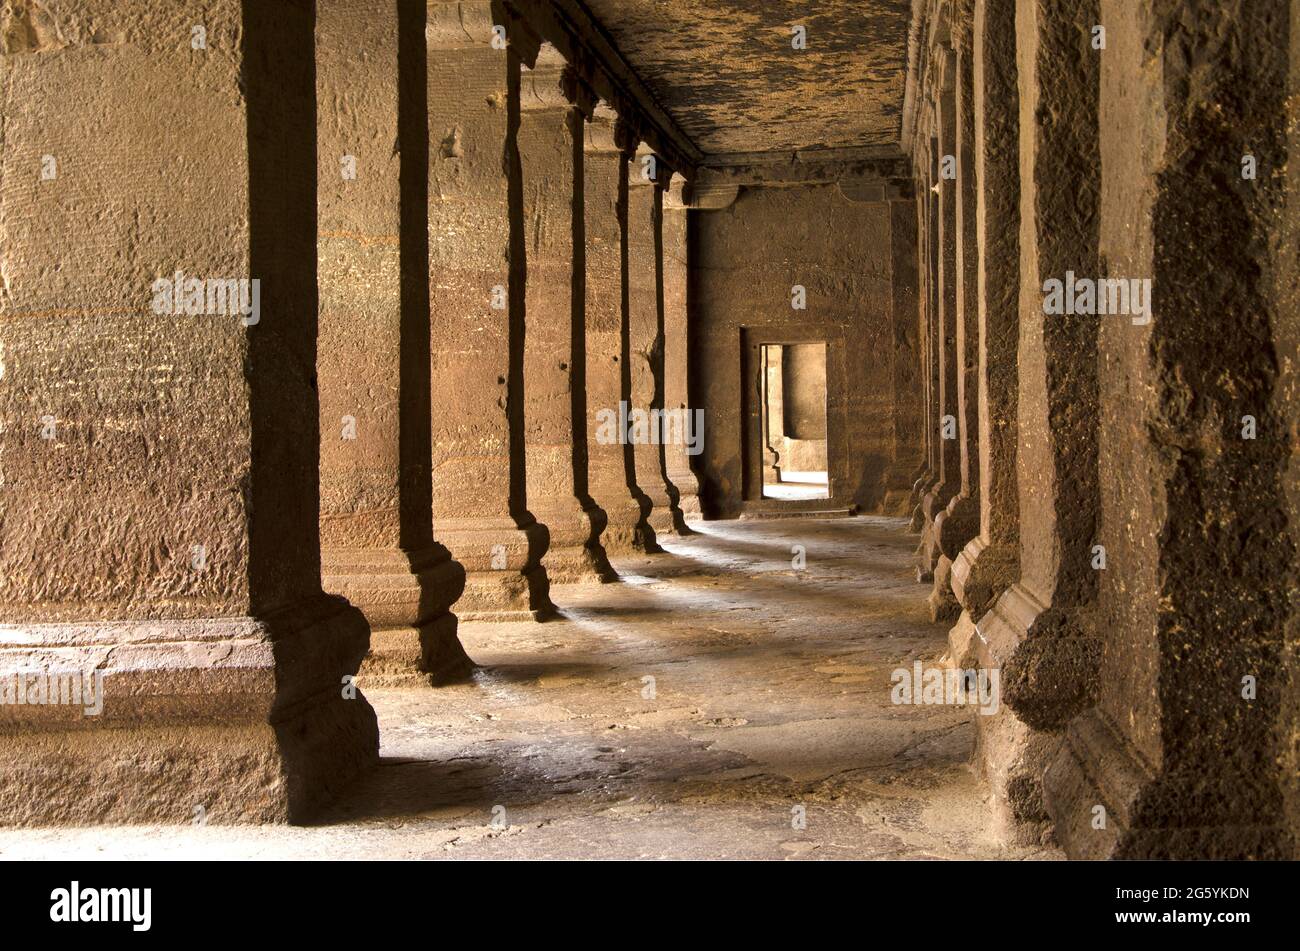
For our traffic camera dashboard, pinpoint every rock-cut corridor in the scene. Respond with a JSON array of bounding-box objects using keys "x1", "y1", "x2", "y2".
[
  {"x1": 3, "y1": 0, "x2": 1296, "y2": 869},
  {"x1": 0, "y1": 517, "x2": 1056, "y2": 860}
]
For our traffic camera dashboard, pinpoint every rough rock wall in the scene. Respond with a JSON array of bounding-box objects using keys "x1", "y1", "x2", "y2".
[
  {"x1": 1282, "y1": 0, "x2": 1300, "y2": 860},
  {"x1": 689, "y1": 184, "x2": 896, "y2": 516},
  {"x1": 906, "y1": 0, "x2": 1300, "y2": 858},
  {"x1": 970, "y1": 0, "x2": 1020, "y2": 606}
]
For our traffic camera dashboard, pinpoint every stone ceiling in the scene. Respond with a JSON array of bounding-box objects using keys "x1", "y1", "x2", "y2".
[{"x1": 579, "y1": 0, "x2": 913, "y2": 158}]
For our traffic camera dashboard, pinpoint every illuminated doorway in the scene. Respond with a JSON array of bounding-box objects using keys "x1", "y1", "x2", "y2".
[{"x1": 759, "y1": 343, "x2": 829, "y2": 500}]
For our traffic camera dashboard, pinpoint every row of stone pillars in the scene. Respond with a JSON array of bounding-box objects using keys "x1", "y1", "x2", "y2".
[
  {"x1": 0, "y1": 0, "x2": 697, "y2": 824},
  {"x1": 905, "y1": 0, "x2": 1299, "y2": 858},
  {"x1": 327, "y1": 4, "x2": 702, "y2": 656}
]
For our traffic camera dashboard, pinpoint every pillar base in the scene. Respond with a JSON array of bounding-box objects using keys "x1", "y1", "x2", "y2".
[
  {"x1": 907, "y1": 506, "x2": 926, "y2": 534},
  {"x1": 665, "y1": 471, "x2": 702, "y2": 534},
  {"x1": 916, "y1": 482, "x2": 957, "y2": 576},
  {"x1": 947, "y1": 609, "x2": 1054, "y2": 847},
  {"x1": 628, "y1": 490, "x2": 667, "y2": 554},
  {"x1": 950, "y1": 536, "x2": 984, "y2": 606},
  {"x1": 905, "y1": 472, "x2": 933, "y2": 531},
  {"x1": 436, "y1": 518, "x2": 555, "y2": 621},
  {"x1": 964, "y1": 582, "x2": 1058, "y2": 845},
  {"x1": 936, "y1": 495, "x2": 979, "y2": 561},
  {"x1": 322, "y1": 544, "x2": 464, "y2": 628},
  {"x1": 1045, "y1": 708, "x2": 1296, "y2": 860},
  {"x1": 944, "y1": 612, "x2": 982, "y2": 670},
  {"x1": 534, "y1": 506, "x2": 618, "y2": 584},
  {"x1": 0, "y1": 595, "x2": 378, "y2": 825},
  {"x1": 360, "y1": 614, "x2": 475, "y2": 686},
  {"x1": 599, "y1": 497, "x2": 653, "y2": 555},
  {"x1": 645, "y1": 508, "x2": 676, "y2": 539},
  {"x1": 636, "y1": 479, "x2": 679, "y2": 543},
  {"x1": 926, "y1": 555, "x2": 962, "y2": 622},
  {"x1": 326, "y1": 545, "x2": 471, "y2": 683},
  {"x1": 926, "y1": 496, "x2": 979, "y2": 618},
  {"x1": 952, "y1": 536, "x2": 1019, "y2": 624},
  {"x1": 1042, "y1": 708, "x2": 1145, "y2": 859}
]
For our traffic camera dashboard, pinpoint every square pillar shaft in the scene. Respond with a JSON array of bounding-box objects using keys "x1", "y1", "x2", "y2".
[
  {"x1": 317, "y1": 0, "x2": 468, "y2": 682},
  {"x1": 519, "y1": 58, "x2": 614, "y2": 583},
  {"x1": 427, "y1": 2, "x2": 553, "y2": 619},
  {"x1": 0, "y1": 0, "x2": 376, "y2": 824}
]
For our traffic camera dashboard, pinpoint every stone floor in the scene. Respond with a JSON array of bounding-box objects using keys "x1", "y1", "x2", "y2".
[{"x1": 0, "y1": 516, "x2": 1060, "y2": 860}]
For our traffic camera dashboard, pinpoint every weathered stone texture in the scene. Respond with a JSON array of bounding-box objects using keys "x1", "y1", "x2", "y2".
[
  {"x1": 579, "y1": 0, "x2": 912, "y2": 154},
  {"x1": 582, "y1": 126, "x2": 646, "y2": 552},
  {"x1": 625, "y1": 165, "x2": 675, "y2": 536},
  {"x1": 0, "y1": 0, "x2": 375, "y2": 823},
  {"x1": 954, "y1": 0, "x2": 1103, "y2": 843},
  {"x1": 882, "y1": 198, "x2": 923, "y2": 512},
  {"x1": 519, "y1": 64, "x2": 614, "y2": 584},
  {"x1": 316, "y1": 0, "x2": 468, "y2": 683},
  {"x1": 1044, "y1": 0, "x2": 1297, "y2": 860},
  {"x1": 1, "y1": 0, "x2": 1294, "y2": 861},
  {"x1": 949, "y1": 0, "x2": 1020, "y2": 636},
  {"x1": 426, "y1": 25, "x2": 552, "y2": 618},
  {"x1": 661, "y1": 179, "x2": 702, "y2": 525}
]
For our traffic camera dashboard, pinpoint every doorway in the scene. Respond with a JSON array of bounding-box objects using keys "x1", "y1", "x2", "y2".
[{"x1": 759, "y1": 343, "x2": 829, "y2": 500}]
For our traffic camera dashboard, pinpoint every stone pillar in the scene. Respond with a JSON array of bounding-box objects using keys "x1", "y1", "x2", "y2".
[
  {"x1": 426, "y1": 2, "x2": 554, "y2": 619},
  {"x1": 917, "y1": 62, "x2": 961, "y2": 580},
  {"x1": 762, "y1": 344, "x2": 786, "y2": 482},
  {"x1": 881, "y1": 193, "x2": 923, "y2": 516},
  {"x1": 928, "y1": 6, "x2": 983, "y2": 621},
  {"x1": 317, "y1": 0, "x2": 470, "y2": 684},
  {"x1": 1283, "y1": 0, "x2": 1300, "y2": 859},
  {"x1": 618, "y1": 140, "x2": 681, "y2": 543},
  {"x1": 582, "y1": 108, "x2": 648, "y2": 552},
  {"x1": 975, "y1": 0, "x2": 1102, "y2": 843},
  {"x1": 908, "y1": 125, "x2": 940, "y2": 531},
  {"x1": 924, "y1": 128, "x2": 942, "y2": 496},
  {"x1": 518, "y1": 49, "x2": 616, "y2": 584},
  {"x1": 948, "y1": 0, "x2": 1021, "y2": 666},
  {"x1": 0, "y1": 0, "x2": 375, "y2": 823},
  {"x1": 1043, "y1": 0, "x2": 1297, "y2": 859},
  {"x1": 616, "y1": 131, "x2": 668, "y2": 547},
  {"x1": 661, "y1": 175, "x2": 703, "y2": 527}
]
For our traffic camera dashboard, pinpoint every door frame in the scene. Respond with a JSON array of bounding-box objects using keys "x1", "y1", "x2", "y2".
[{"x1": 739, "y1": 326, "x2": 846, "y2": 512}]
